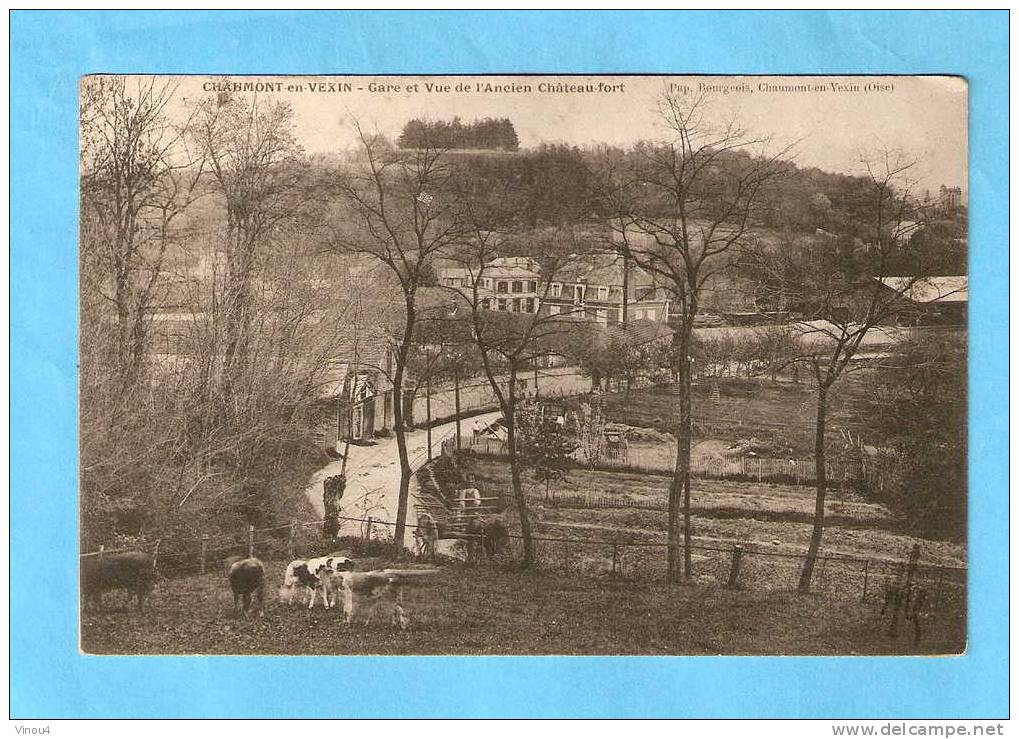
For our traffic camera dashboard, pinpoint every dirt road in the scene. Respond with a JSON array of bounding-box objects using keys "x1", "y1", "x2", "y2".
[{"x1": 305, "y1": 411, "x2": 503, "y2": 548}]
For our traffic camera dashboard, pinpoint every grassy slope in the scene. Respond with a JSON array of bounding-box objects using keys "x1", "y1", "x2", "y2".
[{"x1": 80, "y1": 560, "x2": 963, "y2": 656}]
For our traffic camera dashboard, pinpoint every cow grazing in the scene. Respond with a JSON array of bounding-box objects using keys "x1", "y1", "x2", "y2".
[
  {"x1": 281, "y1": 555, "x2": 355, "y2": 609},
  {"x1": 463, "y1": 517, "x2": 510, "y2": 562},
  {"x1": 414, "y1": 512, "x2": 439, "y2": 559},
  {"x1": 280, "y1": 559, "x2": 319, "y2": 606},
  {"x1": 81, "y1": 551, "x2": 156, "y2": 612},
  {"x1": 335, "y1": 568, "x2": 439, "y2": 629},
  {"x1": 226, "y1": 556, "x2": 265, "y2": 616},
  {"x1": 481, "y1": 518, "x2": 509, "y2": 558}
]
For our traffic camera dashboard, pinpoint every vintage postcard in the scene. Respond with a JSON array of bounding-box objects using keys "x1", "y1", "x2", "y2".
[{"x1": 78, "y1": 74, "x2": 967, "y2": 656}]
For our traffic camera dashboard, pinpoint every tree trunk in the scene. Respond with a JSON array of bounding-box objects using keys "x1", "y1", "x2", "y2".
[
  {"x1": 799, "y1": 380, "x2": 829, "y2": 592},
  {"x1": 667, "y1": 444, "x2": 683, "y2": 583},
  {"x1": 391, "y1": 297, "x2": 416, "y2": 554},
  {"x1": 505, "y1": 370, "x2": 535, "y2": 568},
  {"x1": 679, "y1": 341, "x2": 694, "y2": 582},
  {"x1": 221, "y1": 225, "x2": 252, "y2": 402},
  {"x1": 668, "y1": 330, "x2": 694, "y2": 584},
  {"x1": 454, "y1": 364, "x2": 462, "y2": 450}
]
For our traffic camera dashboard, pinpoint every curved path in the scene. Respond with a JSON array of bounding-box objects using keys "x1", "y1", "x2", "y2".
[{"x1": 305, "y1": 411, "x2": 503, "y2": 549}]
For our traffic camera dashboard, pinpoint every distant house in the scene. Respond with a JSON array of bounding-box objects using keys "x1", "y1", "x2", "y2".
[
  {"x1": 542, "y1": 252, "x2": 670, "y2": 325},
  {"x1": 485, "y1": 257, "x2": 541, "y2": 314},
  {"x1": 437, "y1": 257, "x2": 541, "y2": 314},
  {"x1": 321, "y1": 325, "x2": 405, "y2": 443},
  {"x1": 875, "y1": 275, "x2": 968, "y2": 325}
]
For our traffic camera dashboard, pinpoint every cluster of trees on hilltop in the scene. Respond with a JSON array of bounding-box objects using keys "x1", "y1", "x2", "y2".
[{"x1": 398, "y1": 116, "x2": 520, "y2": 151}]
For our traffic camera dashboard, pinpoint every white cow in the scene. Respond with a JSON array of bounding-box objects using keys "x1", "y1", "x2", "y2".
[{"x1": 281, "y1": 555, "x2": 354, "y2": 609}]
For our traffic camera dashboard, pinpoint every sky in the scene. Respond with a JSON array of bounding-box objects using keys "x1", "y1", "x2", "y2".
[{"x1": 159, "y1": 74, "x2": 967, "y2": 193}]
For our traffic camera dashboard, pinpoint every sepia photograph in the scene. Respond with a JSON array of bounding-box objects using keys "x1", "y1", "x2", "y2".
[{"x1": 78, "y1": 73, "x2": 968, "y2": 657}]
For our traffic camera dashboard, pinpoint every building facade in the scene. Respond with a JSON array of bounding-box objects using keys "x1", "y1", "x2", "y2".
[
  {"x1": 438, "y1": 257, "x2": 542, "y2": 314},
  {"x1": 541, "y1": 252, "x2": 671, "y2": 325}
]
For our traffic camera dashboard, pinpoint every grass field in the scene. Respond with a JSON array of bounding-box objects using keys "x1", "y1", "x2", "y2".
[
  {"x1": 81, "y1": 432, "x2": 966, "y2": 657},
  {"x1": 602, "y1": 377, "x2": 873, "y2": 458},
  {"x1": 469, "y1": 460, "x2": 965, "y2": 569},
  {"x1": 80, "y1": 559, "x2": 963, "y2": 656}
]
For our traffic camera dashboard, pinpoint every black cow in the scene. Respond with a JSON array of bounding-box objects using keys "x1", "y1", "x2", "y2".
[
  {"x1": 81, "y1": 551, "x2": 156, "y2": 612},
  {"x1": 482, "y1": 519, "x2": 510, "y2": 558},
  {"x1": 226, "y1": 556, "x2": 265, "y2": 616},
  {"x1": 464, "y1": 517, "x2": 510, "y2": 562}
]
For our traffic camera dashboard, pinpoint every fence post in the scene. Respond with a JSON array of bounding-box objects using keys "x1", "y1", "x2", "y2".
[
  {"x1": 287, "y1": 522, "x2": 297, "y2": 558},
  {"x1": 726, "y1": 545, "x2": 744, "y2": 589},
  {"x1": 98, "y1": 545, "x2": 105, "y2": 562},
  {"x1": 247, "y1": 525, "x2": 255, "y2": 558},
  {"x1": 153, "y1": 539, "x2": 162, "y2": 575},
  {"x1": 757, "y1": 458, "x2": 763, "y2": 482},
  {"x1": 861, "y1": 559, "x2": 870, "y2": 602},
  {"x1": 200, "y1": 535, "x2": 209, "y2": 575},
  {"x1": 612, "y1": 540, "x2": 620, "y2": 577},
  {"x1": 366, "y1": 517, "x2": 373, "y2": 542}
]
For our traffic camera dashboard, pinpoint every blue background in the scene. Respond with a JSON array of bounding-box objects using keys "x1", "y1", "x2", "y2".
[{"x1": 10, "y1": 10, "x2": 1008, "y2": 719}]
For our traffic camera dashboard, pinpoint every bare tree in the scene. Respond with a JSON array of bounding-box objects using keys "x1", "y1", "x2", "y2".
[
  {"x1": 601, "y1": 92, "x2": 788, "y2": 583},
  {"x1": 191, "y1": 89, "x2": 306, "y2": 400},
  {"x1": 80, "y1": 76, "x2": 205, "y2": 389},
  {"x1": 328, "y1": 123, "x2": 468, "y2": 551},
  {"x1": 440, "y1": 226, "x2": 585, "y2": 568},
  {"x1": 742, "y1": 149, "x2": 945, "y2": 591}
]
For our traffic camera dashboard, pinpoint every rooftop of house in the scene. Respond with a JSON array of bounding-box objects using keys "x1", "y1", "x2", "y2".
[
  {"x1": 438, "y1": 263, "x2": 540, "y2": 282},
  {"x1": 550, "y1": 251, "x2": 656, "y2": 288},
  {"x1": 879, "y1": 276, "x2": 968, "y2": 304},
  {"x1": 603, "y1": 318, "x2": 675, "y2": 347},
  {"x1": 486, "y1": 265, "x2": 542, "y2": 280}
]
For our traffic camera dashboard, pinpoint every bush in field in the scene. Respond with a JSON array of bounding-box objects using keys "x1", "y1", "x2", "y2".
[
  {"x1": 517, "y1": 400, "x2": 579, "y2": 502},
  {"x1": 863, "y1": 335, "x2": 966, "y2": 541}
]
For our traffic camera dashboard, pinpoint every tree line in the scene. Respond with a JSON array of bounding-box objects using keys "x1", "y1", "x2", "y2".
[{"x1": 398, "y1": 116, "x2": 520, "y2": 151}]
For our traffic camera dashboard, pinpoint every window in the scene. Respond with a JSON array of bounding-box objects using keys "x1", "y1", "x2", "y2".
[
  {"x1": 551, "y1": 282, "x2": 562, "y2": 297},
  {"x1": 497, "y1": 281, "x2": 508, "y2": 293},
  {"x1": 496, "y1": 298, "x2": 507, "y2": 311},
  {"x1": 549, "y1": 305, "x2": 560, "y2": 316},
  {"x1": 482, "y1": 278, "x2": 491, "y2": 288},
  {"x1": 529, "y1": 281, "x2": 537, "y2": 293},
  {"x1": 597, "y1": 286, "x2": 609, "y2": 300},
  {"x1": 512, "y1": 280, "x2": 523, "y2": 293},
  {"x1": 645, "y1": 309, "x2": 656, "y2": 320},
  {"x1": 524, "y1": 298, "x2": 534, "y2": 313}
]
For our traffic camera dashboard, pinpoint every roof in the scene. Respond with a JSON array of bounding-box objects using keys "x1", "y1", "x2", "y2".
[
  {"x1": 552, "y1": 251, "x2": 655, "y2": 288},
  {"x1": 604, "y1": 319, "x2": 675, "y2": 347},
  {"x1": 485, "y1": 265, "x2": 541, "y2": 280},
  {"x1": 489, "y1": 256, "x2": 540, "y2": 271},
  {"x1": 693, "y1": 321, "x2": 912, "y2": 351},
  {"x1": 879, "y1": 276, "x2": 968, "y2": 304}
]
